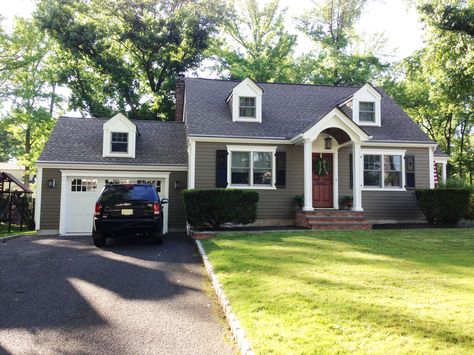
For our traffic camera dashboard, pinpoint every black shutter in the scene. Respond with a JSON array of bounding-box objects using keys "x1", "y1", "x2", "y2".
[
  {"x1": 216, "y1": 150, "x2": 228, "y2": 188},
  {"x1": 275, "y1": 151, "x2": 286, "y2": 188},
  {"x1": 349, "y1": 153, "x2": 353, "y2": 190},
  {"x1": 405, "y1": 155, "x2": 415, "y2": 189}
]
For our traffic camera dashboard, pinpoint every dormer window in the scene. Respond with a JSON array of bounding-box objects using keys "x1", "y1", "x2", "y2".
[
  {"x1": 351, "y1": 83, "x2": 382, "y2": 127},
  {"x1": 359, "y1": 102, "x2": 375, "y2": 123},
  {"x1": 102, "y1": 113, "x2": 137, "y2": 158},
  {"x1": 111, "y1": 132, "x2": 128, "y2": 153},
  {"x1": 228, "y1": 78, "x2": 263, "y2": 123},
  {"x1": 239, "y1": 97, "x2": 256, "y2": 118}
]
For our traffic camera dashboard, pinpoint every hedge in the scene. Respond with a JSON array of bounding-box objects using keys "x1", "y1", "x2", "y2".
[
  {"x1": 182, "y1": 189, "x2": 259, "y2": 229},
  {"x1": 415, "y1": 188, "x2": 471, "y2": 225}
]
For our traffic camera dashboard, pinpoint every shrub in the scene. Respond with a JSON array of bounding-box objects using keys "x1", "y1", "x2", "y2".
[
  {"x1": 465, "y1": 193, "x2": 474, "y2": 220},
  {"x1": 182, "y1": 189, "x2": 259, "y2": 229},
  {"x1": 415, "y1": 188, "x2": 471, "y2": 224}
]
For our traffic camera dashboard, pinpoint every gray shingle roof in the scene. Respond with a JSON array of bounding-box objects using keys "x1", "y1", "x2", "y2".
[
  {"x1": 39, "y1": 117, "x2": 187, "y2": 166},
  {"x1": 434, "y1": 147, "x2": 449, "y2": 157},
  {"x1": 184, "y1": 78, "x2": 434, "y2": 143}
]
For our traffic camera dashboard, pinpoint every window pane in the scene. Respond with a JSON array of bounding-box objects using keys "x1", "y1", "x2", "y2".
[
  {"x1": 111, "y1": 132, "x2": 128, "y2": 152},
  {"x1": 364, "y1": 155, "x2": 381, "y2": 170},
  {"x1": 239, "y1": 96, "x2": 256, "y2": 117},
  {"x1": 239, "y1": 107, "x2": 256, "y2": 118},
  {"x1": 231, "y1": 152, "x2": 250, "y2": 168},
  {"x1": 254, "y1": 170, "x2": 271, "y2": 185},
  {"x1": 384, "y1": 155, "x2": 402, "y2": 171},
  {"x1": 231, "y1": 169, "x2": 250, "y2": 185},
  {"x1": 364, "y1": 171, "x2": 381, "y2": 187},
  {"x1": 359, "y1": 102, "x2": 374, "y2": 111},
  {"x1": 384, "y1": 172, "x2": 402, "y2": 187},
  {"x1": 239, "y1": 97, "x2": 255, "y2": 107},
  {"x1": 359, "y1": 111, "x2": 375, "y2": 122},
  {"x1": 253, "y1": 152, "x2": 272, "y2": 168}
]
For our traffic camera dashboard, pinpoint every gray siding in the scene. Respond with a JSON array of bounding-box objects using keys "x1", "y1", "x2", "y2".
[
  {"x1": 40, "y1": 168, "x2": 62, "y2": 230},
  {"x1": 39, "y1": 168, "x2": 187, "y2": 231},
  {"x1": 338, "y1": 145, "x2": 352, "y2": 198},
  {"x1": 195, "y1": 142, "x2": 304, "y2": 219},
  {"x1": 168, "y1": 171, "x2": 187, "y2": 229}
]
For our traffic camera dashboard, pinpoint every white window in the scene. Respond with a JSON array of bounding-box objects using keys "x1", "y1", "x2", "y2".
[
  {"x1": 239, "y1": 97, "x2": 256, "y2": 118},
  {"x1": 359, "y1": 102, "x2": 375, "y2": 122},
  {"x1": 362, "y1": 150, "x2": 405, "y2": 190},
  {"x1": 227, "y1": 145, "x2": 277, "y2": 189},
  {"x1": 111, "y1": 132, "x2": 128, "y2": 153},
  {"x1": 71, "y1": 179, "x2": 97, "y2": 192}
]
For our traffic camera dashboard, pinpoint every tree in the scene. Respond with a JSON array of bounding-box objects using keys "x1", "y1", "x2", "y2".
[
  {"x1": 35, "y1": 0, "x2": 226, "y2": 120},
  {"x1": 211, "y1": 0, "x2": 297, "y2": 82},
  {"x1": 0, "y1": 18, "x2": 59, "y2": 186},
  {"x1": 296, "y1": 0, "x2": 387, "y2": 85},
  {"x1": 419, "y1": 1, "x2": 474, "y2": 36},
  {"x1": 384, "y1": 0, "x2": 473, "y2": 182}
]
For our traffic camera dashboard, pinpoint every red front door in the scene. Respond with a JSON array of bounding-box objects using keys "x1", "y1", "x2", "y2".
[{"x1": 313, "y1": 153, "x2": 333, "y2": 208}]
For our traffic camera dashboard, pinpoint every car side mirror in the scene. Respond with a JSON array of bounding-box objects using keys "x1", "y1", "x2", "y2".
[{"x1": 161, "y1": 198, "x2": 169, "y2": 205}]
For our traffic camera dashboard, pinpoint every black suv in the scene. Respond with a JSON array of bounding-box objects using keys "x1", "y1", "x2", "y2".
[{"x1": 92, "y1": 184, "x2": 168, "y2": 247}]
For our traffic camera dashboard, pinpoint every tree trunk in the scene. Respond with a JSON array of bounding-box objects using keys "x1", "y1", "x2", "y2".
[{"x1": 24, "y1": 127, "x2": 31, "y2": 188}]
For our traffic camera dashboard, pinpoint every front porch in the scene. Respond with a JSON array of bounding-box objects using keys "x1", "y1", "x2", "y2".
[{"x1": 295, "y1": 108, "x2": 371, "y2": 229}]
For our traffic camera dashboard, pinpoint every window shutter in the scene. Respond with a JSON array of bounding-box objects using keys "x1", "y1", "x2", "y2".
[
  {"x1": 349, "y1": 153, "x2": 353, "y2": 190},
  {"x1": 405, "y1": 155, "x2": 415, "y2": 189},
  {"x1": 216, "y1": 150, "x2": 228, "y2": 188},
  {"x1": 275, "y1": 151, "x2": 286, "y2": 188}
]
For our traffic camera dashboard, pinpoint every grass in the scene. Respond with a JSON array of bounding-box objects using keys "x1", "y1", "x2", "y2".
[
  {"x1": 201, "y1": 229, "x2": 474, "y2": 354},
  {"x1": 0, "y1": 223, "x2": 35, "y2": 238}
]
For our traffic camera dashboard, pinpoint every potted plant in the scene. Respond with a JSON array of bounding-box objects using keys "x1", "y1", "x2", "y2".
[
  {"x1": 341, "y1": 195, "x2": 353, "y2": 210},
  {"x1": 294, "y1": 194, "x2": 304, "y2": 210}
]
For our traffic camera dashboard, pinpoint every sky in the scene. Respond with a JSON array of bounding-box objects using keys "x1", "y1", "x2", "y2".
[{"x1": 1, "y1": 0, "x2": 425, "y2": 62}]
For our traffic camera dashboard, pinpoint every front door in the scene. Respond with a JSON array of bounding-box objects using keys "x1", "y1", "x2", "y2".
[{"x1": 312, "y1": 153, "x2": 333, "y2": 208}]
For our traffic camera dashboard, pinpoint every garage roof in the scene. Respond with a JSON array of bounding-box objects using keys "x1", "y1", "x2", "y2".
[{"x1": 38, "y1": 117, "x2": 188, "y2": 166}]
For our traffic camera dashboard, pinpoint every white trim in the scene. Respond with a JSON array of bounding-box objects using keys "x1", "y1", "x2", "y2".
[
  {"x1": 102, "y1": 113, "x2": 137, "y2": 158},
  {"x1": 226, "y1": 145, "x2": 277, "y2": 189},
  {"x1": 303, "y1": 139, "x2": 314, "y2": 211},
  {"x1": 361, "y1": 148, "x2": 407, "y2": 191},
  {"x1": 188, "y1": 140, "x2": 196, "y2": 189},
  {"x1": 188, "y1": 136, "x2": 290, "y2": 144},
  {"x1": 36, "y1": 162, "x2": 187, "y2": 171},
  {"x1": 429, "y1": 147, "x2": 435, "y2": 188},
  {"x1": 363, "y1": 141, "x2": 437, "y2": 148},
  {"x1": 301, "y1": 108, "x2": 370, "y2": 143},
  {"x1": 34, "y1": 166, "x2": 43, "y2": 231},
  {"x1": 352, "y1": 143, "x2": 363, "y2": 211},
  {"x1": 58, "y1": 170, "x2": 171, "y2": 236}
]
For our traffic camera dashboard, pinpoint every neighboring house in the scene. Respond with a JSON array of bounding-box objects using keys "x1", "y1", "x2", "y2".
[
  {"x1": 35, "y1": 77, "x2": 449, "y2": 235},
  {"x1": 0, "y1": 159, "x2": 25, "y2": 191}
]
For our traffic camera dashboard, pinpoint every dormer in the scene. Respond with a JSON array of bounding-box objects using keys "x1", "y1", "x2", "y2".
[
  {"x1": 227, "y1": 78, "x2": 263, "y2": 123},
  {"x1": 351, "y1": 83, "x2": 382, "y2": 127},
  {"x1": 102, "y1": 113, "x2": 137, "y2": 158}
]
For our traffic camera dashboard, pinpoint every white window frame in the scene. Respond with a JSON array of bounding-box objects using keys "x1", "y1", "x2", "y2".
[
  {"x1": 110, "y1": 132, "x2": 129, "y2": 153},
  {"x1": 352, "y1": 83, "x2": 381, "y2": 127},
  {"x1": 238, "y1": 96, "x2": 257, "y2": 118},
  {"x1": 358, "y1": 101, "x2": 376, "y2": 123},
  {"x1": 361, "y1": 149, "x2": 406, "y2": 191},
  {"x1": 226, "y1": 145, "x2": 277, "y2": 189}
]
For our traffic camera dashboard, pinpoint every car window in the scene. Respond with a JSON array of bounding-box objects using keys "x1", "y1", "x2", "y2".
[{"x1": 100, "y1": 185, "x2": 157, "y2": 203}]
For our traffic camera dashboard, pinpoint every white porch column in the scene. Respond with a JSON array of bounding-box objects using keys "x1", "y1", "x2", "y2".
[
  {"x1": 303, "y1": 138, "x2": 314, "y2": 211},
  {"x1": 352, "y1": 142, "x2": 363, "y2": 211},
  {"x1": 441, "y1": 162, "x2": 447, "y2": 183}
]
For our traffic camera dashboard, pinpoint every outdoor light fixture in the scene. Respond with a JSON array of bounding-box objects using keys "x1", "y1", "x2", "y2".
[
  {"x1": 324, "y1": 135, "x2": 333, "y2": 150},
  {"x1": 174, "y1": 181, "x2": 180, "y2": 191},
  {"x1": 48, "y1": 179, "x2": 56, "y2": 188}
]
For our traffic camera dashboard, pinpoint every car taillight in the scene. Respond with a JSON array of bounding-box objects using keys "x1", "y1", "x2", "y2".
[
  {"x1": 153, "y1": 202, "x2": 161, "y2": 215},
  {"x1": 94, "y1": 202, "x2": 102, "y2": 216}
]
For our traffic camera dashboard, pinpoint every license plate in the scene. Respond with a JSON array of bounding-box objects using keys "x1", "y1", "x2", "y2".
[{"x1": 121, "y1": 209, "x2": 133, "y2": 216}]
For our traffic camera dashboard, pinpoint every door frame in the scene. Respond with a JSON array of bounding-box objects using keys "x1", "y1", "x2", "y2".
[
  {"x1": 312, "y1": 149, "x2": 339, "y2": 209},
  {"x1": 59, "y1": 170, "x2": 171, "y2": 236}
]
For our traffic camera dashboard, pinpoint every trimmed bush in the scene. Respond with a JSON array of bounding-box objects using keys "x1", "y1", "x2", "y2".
[
  {"x1": 465, "y1": 193, "x2": 474, "y2": 220},
  {"x1": 415, "y1": 188, "x2": 471, "y2": 224},
  {"x1": 182, "y1": 189, "x2": 259, "y2": 229}
]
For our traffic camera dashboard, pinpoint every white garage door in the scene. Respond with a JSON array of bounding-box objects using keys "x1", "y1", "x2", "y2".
[{"x1": 62, "y1": 175, "x2": 168, "y2": 235}]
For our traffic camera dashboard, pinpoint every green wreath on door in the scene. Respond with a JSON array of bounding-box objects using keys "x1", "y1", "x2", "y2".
[{"x1": 313, "y1": 157, "x2": 330, "y2": 176}]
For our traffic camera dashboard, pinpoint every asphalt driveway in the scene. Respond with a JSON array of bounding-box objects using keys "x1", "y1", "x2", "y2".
[{"x1": 0, "y1": 233, "x2": 234, "y2": 354}]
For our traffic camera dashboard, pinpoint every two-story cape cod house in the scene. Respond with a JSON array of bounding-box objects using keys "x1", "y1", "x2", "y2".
[{"x1": 35, "y1": 77, "x2": 449, "y2": 235}]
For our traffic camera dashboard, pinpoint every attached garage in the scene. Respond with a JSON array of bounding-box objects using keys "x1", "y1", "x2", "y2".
[{"x1": 35, "y1": 114, "x2": 188, "y2": 236}]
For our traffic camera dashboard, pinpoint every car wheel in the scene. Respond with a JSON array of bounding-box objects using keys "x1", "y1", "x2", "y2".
[
  {"x1": 152, "y1": 232, "x2": 163, "y2": 245},
  {"x1": 93, "y1": 232, "x2": 106, "y2": 248}
]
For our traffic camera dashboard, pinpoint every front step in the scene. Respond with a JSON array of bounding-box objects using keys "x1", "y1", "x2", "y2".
[{"x1": 296, "y1": 210, "x2": 372, "y2": 230}]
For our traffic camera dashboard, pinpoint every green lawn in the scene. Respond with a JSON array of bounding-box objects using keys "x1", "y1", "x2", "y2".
[
  {"x1": 0, "y1": 224, "x2": 35, "y2": 238},
  {"x1": 201, "y1": 229, "x2": 474, "y2": 354}
]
